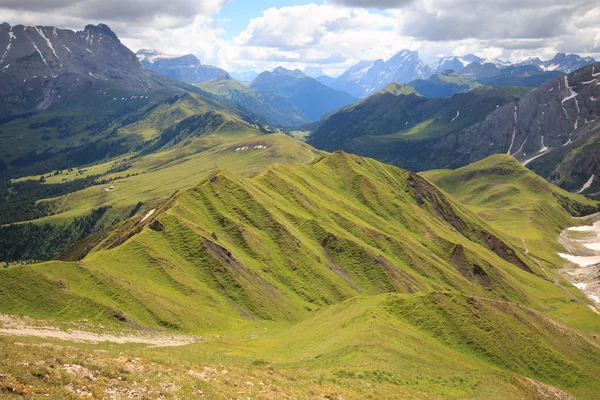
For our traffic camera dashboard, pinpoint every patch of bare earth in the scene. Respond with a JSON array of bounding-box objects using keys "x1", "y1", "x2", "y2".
[
  {"x1": 0, "y1": 314, "x2": 198, "y2": 347},
  {"x1": 522, "y1": 377, "x2": 576, "y2": 400}
]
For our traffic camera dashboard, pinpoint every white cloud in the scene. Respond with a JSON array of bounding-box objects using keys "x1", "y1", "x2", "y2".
[
  {"x1": 224, "y1": 4, "x2": 398, "y2": 73},
  {"x1": 1, "y1": 0, "x2": 598, "y2": 75}
]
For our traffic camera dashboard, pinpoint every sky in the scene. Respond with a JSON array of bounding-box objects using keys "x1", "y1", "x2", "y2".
[{"x1": 1, "y1": 0, "x2": 599, "y2": 76}]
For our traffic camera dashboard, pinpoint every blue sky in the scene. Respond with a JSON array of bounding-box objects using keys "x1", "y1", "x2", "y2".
[
  {"x1": 218, "y1": 0, "x2": 321, "y2": 40},
  {"x1": 1, "y1": 0, "x2": 599, "y2": 75}
]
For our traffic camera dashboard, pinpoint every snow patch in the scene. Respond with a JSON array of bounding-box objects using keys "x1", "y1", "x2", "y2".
[
  {"x1": 450, "y1": 111, "x2": 459, "y2": 122},
  {"x1": 507, "y1": 105, "x2": 518, "y2": 155},
  {"x1": 1, "y1": 29, "x2": 14, "y2": 65},
  {"x1": 141, "y1": 209, "x2": 156, "y2": 223},
  {"x1": 578, "y1": 174, "x2": 594, "y2": 194},
  {"x1": 584, "y1": 242, "x2": 600, "y2": 251},
  {"x1": 559, "y1": 253, "x2": 600, "y2": 267},
  {"x1": 30, "y1": 40, "x2": 48, "y2": 66},
  {"x1": 574, "y1": 282, "x2": 588, "y2": 290},
  {"x1": 35, "y1": 27, "x2": 60, "y2": 62},
  {"x1": 561, "y1": 76, "x2": 580, "y2": 132}
]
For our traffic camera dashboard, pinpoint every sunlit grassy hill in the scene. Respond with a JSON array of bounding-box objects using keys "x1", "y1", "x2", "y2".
[
  {"x1": 2, "y1": 152, "x2": 600, "y2": 398},
  {"x1": 422, "y1": 154, "x2": 599, "y2": 265}
]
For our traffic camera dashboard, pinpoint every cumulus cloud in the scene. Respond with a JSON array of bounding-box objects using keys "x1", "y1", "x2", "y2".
[
  {"x1": 394, "y1": 0, "x2": 588, "y2": 41},
  {"x1": 326, "y1": 0, "x2": 413, "y2": 9},
  {"x1": 0, "y1": 0, "x2": 228, "y2": 20},
  {"x1": 1, "y1": 0, "x2": 598, "y2": 75},
  {"x1": 235, "y1": 5, "x2": 395, "y2": 49}
]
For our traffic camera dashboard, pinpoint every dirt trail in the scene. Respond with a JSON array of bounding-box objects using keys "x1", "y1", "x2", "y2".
[{"x1": 0, "y1": 314, "x2": 198, "y2": 347}]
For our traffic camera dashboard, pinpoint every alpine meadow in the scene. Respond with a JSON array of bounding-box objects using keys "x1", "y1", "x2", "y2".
[{"x1": 1, "y1": 1, "x2": 600, "y2": 399}]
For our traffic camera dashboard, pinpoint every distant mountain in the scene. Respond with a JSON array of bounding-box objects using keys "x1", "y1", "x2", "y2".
[
  {"x1": 330, "y1": 52, "x2": 596, "y2": 100},
  {"x1": 303, "y1": 66, "x2": 325, "y2": 78},
  {"x1": 409, "y1": 71, "x2": 481, "y2": 98},
  {"x1": 330, "y1": 50, "x2": 431, "y2": 98},
  {"x1": 309, "y1": 62, "x2": 600, "y2": 191},
  {"x1": 518, "y1": 53, "x2": 596, "y2": 73},
  {"x1": 0, "y1": 23, "x2": 160, "y2": 114},
  {"x1": 431, "y1": 54, "x2": 483, "y2": 73},
  {"x1": 0, "y1": 23, "x2": 262, "y2": 177},
  {"x1": 230, "y1": 70, "x2": 259, "y2": 82},
  {"x1": 309, "y1": 85, "x2": 530, "y2": 156},
  {"x1": 458, "y1": 62, "x2": 502, "y2": 79},
  {"x1": 315, "y1": 75, "x2": 336, "y2": 86},
  {"x1": 409, "y1": 65, "x2": 563, "y2": 98},
  {"x1": 136, "y1": 49, "x2": 227, "y2": 83},
  {"x1": 197, "y1": 74, "x2": 311, "y2": 127},
  {"x1": 250, "y1": 66, "x2": 357, "y2": 121}
]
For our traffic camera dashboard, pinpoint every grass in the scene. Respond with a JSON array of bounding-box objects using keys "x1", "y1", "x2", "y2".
[
  {"x1": 14, "y1": 133, "x2": 321, "y2": 225},
  {"x1": 1, "y1": 152, "x2": 600, "y2": 398},
  {"x1": 421, "y1": 154, "x2": 599, "y2": 266},
  {"x1": 309, "y1": 86, "x2": 532, "y2": 163}
]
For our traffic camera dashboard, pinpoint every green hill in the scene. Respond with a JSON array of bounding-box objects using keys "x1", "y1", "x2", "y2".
[
  {"x1": 1, "y1": 152, "x2": 600, "y2": 398},
  {"x1": 0, "y1": 133, "x2": 321, "y2": 261},
  {"x1": 408, "y1": 69, "x2": 555, "y2": 99},
  {"x1": 0, "y1": 81, "x2": 259, "y2": 178},
  {"x1": 409, "y1": 71, "x2": 481, "y2": 97},
  {"x1": 422, "y1": 154, "x2": 599, "y2": 266},
  {"x1": 308, "y1": 86, "x2": 531, "y2": 156},
  {"x1": 197, "y1": 75, "x2": 311, "y2": 127}
]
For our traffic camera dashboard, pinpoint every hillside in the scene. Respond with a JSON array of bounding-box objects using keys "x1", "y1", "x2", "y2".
[
  {"x1": 422, "y1": 154, "x2": 599, "y2": 263},
  {"x1": 0, "y1": 133, "x2": 321, "y2": 262},
  {"x1": 310, "y1": 62, "x2": 600, "y2": 178},
  {"x1": 0, "y1": 24, "x2": 268, "y2": 177},
  {"x1": 1, "y1": 152, "x2": 600, "y2": 398},
  {"x1": 197, "y1": 74, "x2": 311, "y2": 127},
  {"x1": 409, "y1": 69, "x2": 551, "y2": 98},
  {"x1": 409, "y1": 71, "x2": 482, "y2": 97},
  {"x1": 250, "y1": 67, "x2": 357, "y2": 121},
  {"x1": 309, "y1": 85, "x2": 531, "y2": 152}
]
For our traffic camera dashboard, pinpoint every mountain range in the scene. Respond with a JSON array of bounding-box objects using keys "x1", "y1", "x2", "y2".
[
  {"x1": 322, "y1": 51, "x2": 596, "y2": 99},
  {"x1": 136, "y1": 49, "x2": 228, "y2": 83},
  {"x1": 0, "y1": 23, "x2": 263, "y2": 177},
  {"x1": 251, "y1": 66, "x2": 358, "y2": 121},
  {"x1": 197, "y1": 74, "x2": 312, "y2": 127},
  {"x1": 308, "y1": 61, "x2": 600, "y2": 196}
]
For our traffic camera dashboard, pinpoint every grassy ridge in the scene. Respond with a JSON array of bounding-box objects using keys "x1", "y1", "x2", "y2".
[
  {"x1": 422, "y1": 154, "x2": 599, "y2": 265},
  {"x1": 0, "y1": 81, "x2": 255, "y2": 177},
  {"x1": 1, "y1": 152, "x2": 600, "y2": 398}
]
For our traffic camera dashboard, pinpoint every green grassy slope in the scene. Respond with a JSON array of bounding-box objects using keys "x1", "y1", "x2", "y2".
[
  {"x1": 0, "y1": 152, "x2": 555, "y2": 327},
  {"x1": 0, "y1": 80, "x2": 254, "y2": 177},
  {"x1": 197, "y1": 75, "x2": 311, "y2": 127},
  {"x1": 409, "y1": 72, "x2": 482, "y2": 97},
  {"x1": 309, "y1": 86, "x2": 531, "y2": 155},
  {"x1": 0, "y1": 133, "x2": 321, "y2": 262},
  {"x1": 1, "y1": 152, "x2": 600, "y2": 398},
  {"x1": 422, "y1": 154, "x2": 599, "y2": 265}
]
